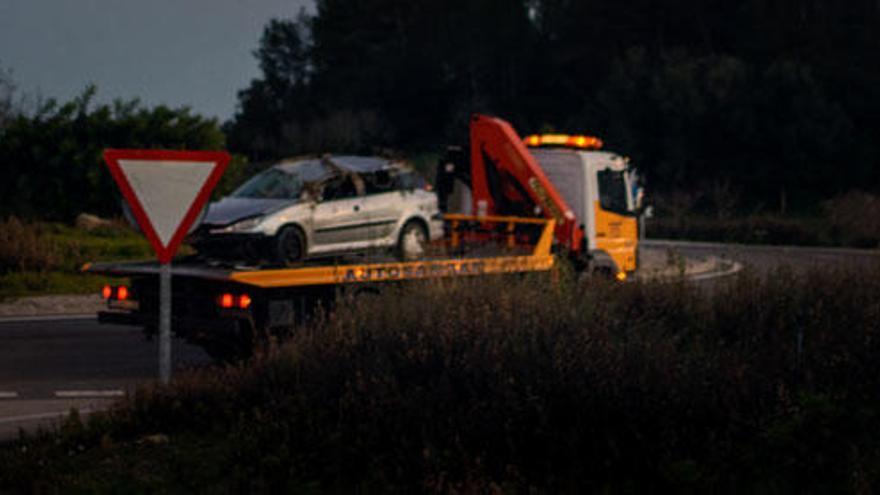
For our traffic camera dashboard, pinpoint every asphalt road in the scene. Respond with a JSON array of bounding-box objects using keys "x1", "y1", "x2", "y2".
[
  {"x1": 0, "y1": 240, "x2": 877, "y2": 440},
  {"x1": 0, "y1": 317, "x2": 211, "y2": 440},
  {"x1": 644, "y1": 239, "x2": 880, "y2": 276}
]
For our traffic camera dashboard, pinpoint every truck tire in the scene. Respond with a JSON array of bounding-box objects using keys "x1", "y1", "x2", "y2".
[{"x1": 274, "y1": 225, "x2": 306, "y2": 265}]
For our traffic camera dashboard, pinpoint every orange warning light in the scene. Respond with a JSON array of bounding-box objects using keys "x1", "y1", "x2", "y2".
[{"x1": 523, "y1": 134, "x2": 603, "y2": 150}]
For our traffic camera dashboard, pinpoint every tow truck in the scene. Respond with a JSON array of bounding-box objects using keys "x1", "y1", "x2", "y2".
[
  {"x1": 437, "y1": 114, "x2": 642, "y2": 278},
  {"x1": 85, "y1": 114, "x2": 642, "y2": 360}
]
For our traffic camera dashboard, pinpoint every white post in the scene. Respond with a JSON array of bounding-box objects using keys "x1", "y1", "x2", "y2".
[{"x1": 159, "y1": 262, "x2": 172, "y2": 384}]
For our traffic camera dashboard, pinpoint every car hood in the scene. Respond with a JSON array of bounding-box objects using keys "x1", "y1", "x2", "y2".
[{"x1": 202, "y1": 196, "x2": 294, "y2": 226}]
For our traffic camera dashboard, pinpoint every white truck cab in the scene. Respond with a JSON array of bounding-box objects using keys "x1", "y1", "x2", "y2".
[{"x1": 526, "y1": 138, "x2": 642, "y2": 275}]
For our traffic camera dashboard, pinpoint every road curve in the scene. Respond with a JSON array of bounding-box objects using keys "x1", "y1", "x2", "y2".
[{"x1": 643, "y1": 239, "x2": 880, "y2": 276}]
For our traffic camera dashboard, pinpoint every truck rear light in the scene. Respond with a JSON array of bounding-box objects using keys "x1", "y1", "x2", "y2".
[
  {"x1": 219, "y1": 293, "x2": 234, "y2": 309},
  {"x1": 217, "y1": 293, "x2": 252, "y2": 310},
  {"x1": 102, "y1": 285, "x2": 113, "y2": 300},
  {"x1": 117, "y1": 286, "x2": 129, "y2": 301},
  {"x1": 238, "y1": 294, "x2": 252, "y2": 309}
]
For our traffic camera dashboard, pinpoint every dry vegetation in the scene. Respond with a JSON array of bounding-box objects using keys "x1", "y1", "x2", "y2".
[
  {"x1": 0, "y1": 216, "x2": 151, "y2": 299},
  {"x1": 3, "y1": 266, "x2": 880, "y2": 492}
]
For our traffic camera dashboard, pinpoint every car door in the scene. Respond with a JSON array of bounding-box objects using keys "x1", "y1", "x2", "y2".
[
  {"x1": 309, "y1": 176, "x2": 371, "y2": 254},
  {"x1": 359, "y1": 169, "x2": 404, "y2": 245}
]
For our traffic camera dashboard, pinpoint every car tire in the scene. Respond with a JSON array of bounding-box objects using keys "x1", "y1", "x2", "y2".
[
  {"x1": 397, "y1": 220, "x2": 428, "y2": 261},
  {"x1": 274, "y1": 225, "x2": 306, "y2": 265}
]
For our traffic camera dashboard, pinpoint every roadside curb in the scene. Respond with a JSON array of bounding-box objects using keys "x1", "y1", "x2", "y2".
[
  {"x1": 686, "y1": 259, "x2": 743, "y2": 282},
  {"x1": 0, "y1": 314, "x2": 96, "y2": 324},
  {"x1": 0, "y1": 294, "x2": 104, "y2": 320}
]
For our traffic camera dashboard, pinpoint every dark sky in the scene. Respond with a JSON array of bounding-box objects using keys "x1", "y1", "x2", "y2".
[{"x1": 0, "y1": 0, "x2": 313, "y2": 121}]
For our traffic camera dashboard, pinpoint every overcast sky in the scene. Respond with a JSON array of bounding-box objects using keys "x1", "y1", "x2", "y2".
[{"x1": 0, "y1": 0, "x2": 312, "y2": 121}]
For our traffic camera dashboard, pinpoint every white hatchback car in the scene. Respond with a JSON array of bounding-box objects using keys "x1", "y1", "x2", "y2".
[{"x1": 191, "y1": 155, "x2": 444, "y2": 264}]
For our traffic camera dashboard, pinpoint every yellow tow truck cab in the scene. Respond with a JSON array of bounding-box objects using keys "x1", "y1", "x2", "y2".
[{"x1": 524, "y1": 134, "x2": 642, "y2": 278}]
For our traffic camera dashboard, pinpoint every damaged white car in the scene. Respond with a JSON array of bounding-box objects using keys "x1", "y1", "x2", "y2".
[{"x1": 190, "y1": 155, "x2": 443, "y2": 264}]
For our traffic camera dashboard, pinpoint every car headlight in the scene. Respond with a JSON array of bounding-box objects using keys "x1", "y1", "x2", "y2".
[{"x1": 211, "y1": 216, "x2": 264, "y2": 234}]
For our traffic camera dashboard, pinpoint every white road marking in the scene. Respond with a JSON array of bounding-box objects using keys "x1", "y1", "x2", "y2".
[
  {"x1": 0, "y1": 392, "x2": 18, "y2": 399},
  {"x1": 687, "y1": 261, "x2": 744, "y2": 282},
  {"x1": 54, "y1": 390, "x2": 125, "y2": 398},
  {"x1": 0, "y1": 408, "x2": 96, "y2": 426}
]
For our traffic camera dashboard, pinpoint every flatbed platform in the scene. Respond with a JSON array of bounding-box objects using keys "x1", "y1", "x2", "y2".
[
  {"x1": 84, "y1": 215, "x2": 556, "y2": 288},
  {"x1": 83, "y1": 215, "x2": 558, "y2": 361}
]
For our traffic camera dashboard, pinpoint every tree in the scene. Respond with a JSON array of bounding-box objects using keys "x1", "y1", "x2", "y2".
[
  {"x1": 228, "y1": 0, "x2": 880, "y2": 211},
  {"x1": 0, "y1": 63, "x2": 16, "y2": 131},
  {"x1": 0, "y1": 86, "x2": 226, "y2": 221}
]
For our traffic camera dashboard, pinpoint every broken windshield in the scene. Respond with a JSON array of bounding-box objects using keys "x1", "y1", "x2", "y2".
[{"x1": 232, "y1": 168, "x2": 303, "y2": 200}]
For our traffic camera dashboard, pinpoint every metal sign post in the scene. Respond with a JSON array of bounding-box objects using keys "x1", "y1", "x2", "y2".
[
  {"x1": 103, "y1": 149, "x2": 230, "y2": 384},
  {"x1": 159, "y1": 262, "x2": 172, "y2": 383}
]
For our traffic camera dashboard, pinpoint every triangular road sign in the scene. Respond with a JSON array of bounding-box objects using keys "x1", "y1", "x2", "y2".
[{"x1": 103, "y1": 149, "x2": 230, "y2": 263}]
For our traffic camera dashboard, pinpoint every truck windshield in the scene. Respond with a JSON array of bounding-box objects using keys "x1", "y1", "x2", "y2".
[
  {"x1": 233, "y1": 168, "x2": 303, "y2": 200},
  {"x1": 531, "y1": 149, "x2": 585, "y2": 221},
  {"x1": 597, "y1": 169, "x2": 630, "y2": 214}
]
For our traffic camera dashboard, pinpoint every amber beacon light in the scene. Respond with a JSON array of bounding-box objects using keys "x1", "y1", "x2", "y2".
[{"x1": 524, "y1": 134, "x2": 603, "y2": 150}]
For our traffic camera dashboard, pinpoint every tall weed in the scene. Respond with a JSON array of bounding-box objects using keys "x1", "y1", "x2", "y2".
[
  {"x1": 4, "y1": 266, "x2": 880, "y2": 491},
  {"x1": 0, "y1": 216, "x2": 61, "y2": 273}
]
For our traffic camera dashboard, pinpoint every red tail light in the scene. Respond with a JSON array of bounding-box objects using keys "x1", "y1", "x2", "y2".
[
  {"x1": 117, "y1": 286, "x2": 129, "y2": 301},
  {"x1": 238, "y1": 294, "x2": 252, "y2": 309},
  {"x1": 219, "y1": 293, "x2": 234, "y2": 309},
  {"x1": 102, "y1": 285, "x2": 113, "y2": 300}
]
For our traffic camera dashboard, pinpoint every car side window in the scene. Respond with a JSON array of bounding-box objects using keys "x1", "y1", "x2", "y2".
[
  {"x1": 364, "y1": 170, "x2": 396, "y2": 195},
  {"x1": 322, "y1": 174, "x2": 366, "y2": 201},
  {"x1": 397, "y1": 171, "x2": 425, "y2": 191}
]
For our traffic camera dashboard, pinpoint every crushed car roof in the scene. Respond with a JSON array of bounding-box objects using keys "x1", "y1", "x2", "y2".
[{"x1": 276, "y1": 155, "x2": 397, "y2": 176}]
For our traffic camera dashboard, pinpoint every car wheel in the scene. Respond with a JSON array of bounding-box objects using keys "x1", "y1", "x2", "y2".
[
  {"x1": 275, "y1": 226, "x2": 306, "y2": 265},
  {"x1": 397, "y1": 220, "x2": 428, "y2": 261}
]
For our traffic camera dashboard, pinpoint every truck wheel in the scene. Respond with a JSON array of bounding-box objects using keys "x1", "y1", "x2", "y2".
[
  {"x1": 274, "y1": 226, "x2": 306, "y2": 265},
  {"x1": 397, "y1": 220, "x2": 427, "y2": 260}
]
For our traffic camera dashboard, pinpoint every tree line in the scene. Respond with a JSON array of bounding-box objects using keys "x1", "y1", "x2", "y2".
[
  {"x1": 0, "y1": 84, "x2": 226, "y2": 221},
  {"x1": 227, "y1": 0, "x2": 880, "y2": 214},
  {"x1": 1, "y1": 1, "x2": 878, "y2": 221}
]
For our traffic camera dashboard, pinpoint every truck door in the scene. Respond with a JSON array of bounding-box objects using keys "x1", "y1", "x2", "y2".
[{"x1": 593, "y1": 168, "x2": 638, "y2": 274}]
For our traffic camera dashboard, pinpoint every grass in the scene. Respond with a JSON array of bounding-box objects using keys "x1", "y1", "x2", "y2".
[
  {"x1": 0, "y1": 217, "x2": 153, "y2": 300},
  {"x1": 2, "y1": 264, "x2": 880, "y2": 492}
]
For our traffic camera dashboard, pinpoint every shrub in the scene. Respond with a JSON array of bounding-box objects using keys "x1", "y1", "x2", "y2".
[
  {"x1": 3, "y1": 267, "x2": 880, "y2": 491},
  {"x1": 823, "y1": 191, "x2": 880, "y2": 248},
  {"x1": 0, "y1": 216, "x2": 60, "y2": 273}
]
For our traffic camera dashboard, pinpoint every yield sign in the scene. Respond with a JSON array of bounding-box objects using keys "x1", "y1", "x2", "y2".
[{"x1": 103, "y1": 149, "x2": 230, "y2": 263}]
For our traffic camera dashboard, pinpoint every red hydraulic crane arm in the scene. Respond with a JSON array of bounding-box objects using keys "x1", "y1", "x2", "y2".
[{"x1": 469, "y1": 114, "x2": 584, "y2": 252}]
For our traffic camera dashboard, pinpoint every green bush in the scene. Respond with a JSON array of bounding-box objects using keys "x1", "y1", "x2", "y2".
[
  {"x1": 3, "y1": 267, "x2": 880, "y2": 491},
  {"x1": 823, "y1": 191, "x2": 880, "y2": 248},
  {"x1": 0, "y1": 86, "x2": 227, "y2": 222},
  {"x1": 647, "y1": 214, "x2": 831, "y2": 246}
]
